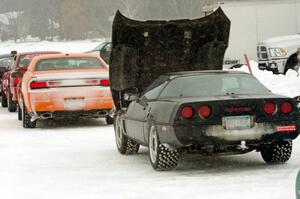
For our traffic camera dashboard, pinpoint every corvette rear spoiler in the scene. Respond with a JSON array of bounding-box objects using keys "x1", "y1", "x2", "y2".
[{"x1": 110, "y1": 7, "x2": 230, "y2": 105}]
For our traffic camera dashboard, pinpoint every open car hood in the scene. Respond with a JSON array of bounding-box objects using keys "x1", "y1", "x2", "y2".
[{"x1": 110, "y1": 8, "x2": 230, "y2": 106}]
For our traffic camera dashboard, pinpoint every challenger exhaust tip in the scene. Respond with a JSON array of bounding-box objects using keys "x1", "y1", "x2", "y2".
[{"x1": 40, "y1": 112, "x2": 53, "y2": 119}]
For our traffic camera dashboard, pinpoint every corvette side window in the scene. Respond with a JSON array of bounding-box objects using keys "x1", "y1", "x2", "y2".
[{"x1": 142, "y1": 76, "x2": 168, "y2": 100}]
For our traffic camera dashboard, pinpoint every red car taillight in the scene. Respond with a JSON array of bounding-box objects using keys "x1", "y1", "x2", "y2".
[
  {"x1": 263, "y1": 102, "x2": 277, "y2": 115},
  {"x1": 14, "y1": 78, "x2": 20, "y2": 86},
  {"x1": 280, "y1": 101, "x2": 293, "y2": 114},
  {"x1": 30, "y1": 81, "x2": 47, "y2": 89},
  {"x1": 181, "y1": 106, "x2": 194, "y2": 119},
  {"x1": 100, "y1": 79, "x2": 110, "y2": 87},
  {"x1": 198, "y1": 105, "x2": 212, "y2": 119}
]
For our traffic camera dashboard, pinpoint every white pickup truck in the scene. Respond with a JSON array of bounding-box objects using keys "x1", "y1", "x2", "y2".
[{"x1": 257, "y1": 35, "x2": 300, "y2": 74}]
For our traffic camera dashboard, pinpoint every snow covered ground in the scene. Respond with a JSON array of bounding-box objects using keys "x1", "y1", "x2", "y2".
[
  {"x1": 0, "y1": 107, "x2": 299, "y2": 199},
  {"x1": 0, "y1": 41, "x2": 300, "y2": 199}
]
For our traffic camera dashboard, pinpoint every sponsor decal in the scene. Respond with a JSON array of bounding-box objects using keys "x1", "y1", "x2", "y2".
[{"x1": 277, "y1": 125, "x2": 296, "y2": 132}]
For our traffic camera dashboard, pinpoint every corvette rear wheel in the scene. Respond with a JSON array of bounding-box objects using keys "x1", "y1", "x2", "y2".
[
  {"x1": 114, "y1": 114, "x2": 139, "y2": 154},
  {"x1": 7, "y1": 90, "x2": 17, "y2": 112},
  {"x1": 22, "y1": 102, "x2": 36, "y2": 128},
  {"x1": 260, "y1": 140, "x2": 292, "y2": 163},
  {"x1": 1, "y1": 87, "x2": 7, "y2": 107},
  {"x1": 148, "y1": 125, "x2": 179, "y2": 171}
]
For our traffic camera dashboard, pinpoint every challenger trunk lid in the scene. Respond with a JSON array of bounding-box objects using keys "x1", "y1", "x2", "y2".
[{"x1": 110, "y1": 7, "x2": 230, "y2": 98}]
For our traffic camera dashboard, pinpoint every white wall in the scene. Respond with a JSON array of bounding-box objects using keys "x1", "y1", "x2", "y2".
[{"x1": 219, "y1": 0, "x2": 300, "y2": 65}]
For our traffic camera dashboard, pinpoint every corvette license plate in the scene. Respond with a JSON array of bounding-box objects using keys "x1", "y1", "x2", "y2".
[
  {"x1": 223, "y1": 115, "x2": 251, "y2": 130},
  {"x1": 64, "y1": 99, "x2": 84, "y2": 108}
]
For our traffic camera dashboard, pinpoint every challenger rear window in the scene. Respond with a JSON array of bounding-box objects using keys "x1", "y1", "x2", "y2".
[
  {"x1": 35, "y1": 57, "x2": 104, "y2": 71},
  {"x1": 159, "y1": 73, "x2": 271, "y2": 98}
]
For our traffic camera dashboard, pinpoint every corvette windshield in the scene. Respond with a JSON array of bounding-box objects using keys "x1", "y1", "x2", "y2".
[{"x1": 159, "y1": 73, "x2": 271, "y2": 98}]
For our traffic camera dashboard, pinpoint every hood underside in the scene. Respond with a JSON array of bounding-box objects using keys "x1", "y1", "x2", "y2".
[{"x1": 110, "y1": 8, "x2": 230, "y2": 96}]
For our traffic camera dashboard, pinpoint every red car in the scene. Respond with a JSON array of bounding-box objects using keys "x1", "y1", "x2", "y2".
[{"x1": 1, "y1": 51, "x2": 60, "y2": 112}]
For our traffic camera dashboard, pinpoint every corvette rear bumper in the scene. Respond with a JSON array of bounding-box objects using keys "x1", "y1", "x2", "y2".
[{"x1": 156, "y1": 121, "x2": 300, "y2": 148}]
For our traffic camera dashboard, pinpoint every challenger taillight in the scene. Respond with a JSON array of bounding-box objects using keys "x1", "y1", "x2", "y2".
[
  {"x1": 199, "y1": 105, "x2": 212, "y2": 119},
  {"x1": 100, "y1": 79, "x2": 110, "y2": 87},
  {"x1": 30, "y1": 81, "x2": 47, "y2": 89},
  {"x1": 14, "y1": 78, "x2": 20, "y2": 86},
  {"x1": 280, "y1": 101, "x2": 293, "y2": 114},
  {"x1": 263, "y1": 102, "x2": 277, "y2": 115},
  {"x1": 181, "y1": 106, "x2": 194, "y2": 119}
]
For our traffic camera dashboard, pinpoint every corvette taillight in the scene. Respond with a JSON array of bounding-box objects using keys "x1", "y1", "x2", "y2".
[
  {"x1": 100, "y1": 79, "x2": 110, "y2": 86},
  {"x1": 181, "y1": 106, "x2": 194, "y2": 119},
  {"x1": 14, "y1": 78, "x2": 20, "y2": 86},
  {"x1": 263, "y1": 102, "x2": 277, "y2": 115},
  {"x1": 30, "y1": 81, "x2": 47, "y2": 89},
  {"x1": 199, "y1": 105, "x2": 212, "y2": 119},
  {"x1": 280, "y1": 101, "x2": 293, "y2": 114}
]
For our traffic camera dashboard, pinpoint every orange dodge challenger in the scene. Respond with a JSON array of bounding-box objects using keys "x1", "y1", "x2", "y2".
[{"x1": 12, "y1": 53, "x2": 114, "y2": 128}]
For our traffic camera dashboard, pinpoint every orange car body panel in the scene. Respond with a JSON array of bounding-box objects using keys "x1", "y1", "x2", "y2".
[{"x1": 19, "y1": 53, "x2": 114, "y2": 116}]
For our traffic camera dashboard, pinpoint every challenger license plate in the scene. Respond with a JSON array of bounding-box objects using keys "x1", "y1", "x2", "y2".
[
  {"x1": 223, "y1": 115, "x2": 252, "y2": 130},
  {"x1": 64, "y1": 98, "x2": 84, "y2": 108}
]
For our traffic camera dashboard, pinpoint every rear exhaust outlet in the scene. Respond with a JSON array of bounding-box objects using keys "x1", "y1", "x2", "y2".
[
  {"x1": 97, "y1": 110, "x2": 108, "y2": 117},
  {"x1": 41, "y1": 113, "x2": 53, "y2": 119}
]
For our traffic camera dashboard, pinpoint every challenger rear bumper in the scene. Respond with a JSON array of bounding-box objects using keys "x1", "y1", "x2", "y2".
[
  {"x1": 31, "y1": 109, "x2": 112, "y2": 120},
  {"x1": 156, "y1": 121, "x2": 299, "y2": 148}
]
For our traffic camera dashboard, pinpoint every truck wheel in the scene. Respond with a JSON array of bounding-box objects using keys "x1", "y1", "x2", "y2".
[
  {"x1": 1, "y1": 87, "x2": 7, "y2": 107},
  {"x1": 148, "y1": 125, "x2": 179, "y2": 171},
  {"x1": 105, "y1": 115, "x2": 113, "y2": 125},
  {"x1": 17, "y1": 104, "x2": 22, "y2": 121},
  {"x1": 114, "y1": 114, "x2": 139, "y2": 154},
  {"x1": 22, "y1": 102, "x2": 36, "y2": 128},
  {"x1": 260, "y1": 140, "x2": 292, "y2": 163},
  {"x1": 284, "y1": 54, "x2": 298, "y2": 74},
  {"x1": 7, "y1": 91, "x2": 17, "y2": 112}
]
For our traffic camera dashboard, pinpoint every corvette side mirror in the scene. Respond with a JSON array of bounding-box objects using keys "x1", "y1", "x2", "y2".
[
  {"x1": 124, "y1": 93, "x2": 139, "y2": 101},
  {"x1": 11, "y1": 70, "x2": 21, "y2": 78}
]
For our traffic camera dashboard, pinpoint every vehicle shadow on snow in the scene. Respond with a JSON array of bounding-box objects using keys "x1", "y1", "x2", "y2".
[{"x1": 36, "y1": 118, "x2": 109, "y2": 129}]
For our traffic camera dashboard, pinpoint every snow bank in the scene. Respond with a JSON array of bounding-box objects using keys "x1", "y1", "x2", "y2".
[{"x1": 229, "y1": 61, "x2": 300, "y2": 98}]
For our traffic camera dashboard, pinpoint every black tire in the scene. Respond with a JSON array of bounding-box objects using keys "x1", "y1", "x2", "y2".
[
  {"x1": 148, "y1": 124, "x2": 179, "y2": 171},
  {"x1": 284, "y1": 54, "x2": 298, "y2": 74},
  {"x1": 22, "y1": 102, "x2": 36, "y2": 128},
  {"x1": 105, "y1": 115, "x2": 113, "y2": 125},
  {"x1": 261, "y1": 140, "x2": 292, "y2": 163},
  {"x1": 114, "y1": 113, "x2": 139, "y2": 154},
  {"x1": 1, "y1": 87, "x2": 7, "y2": 108},
  {"x1": 7, "y1": 90, "x2": 17, "y2": 112},
  {"x1": 17, "y1": 104, "x2": 22, "y2": 121}
]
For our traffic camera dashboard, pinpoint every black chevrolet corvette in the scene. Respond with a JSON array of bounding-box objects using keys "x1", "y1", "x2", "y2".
[{"x1": 109, "y1": 8, "x2": 299, "y2": 170}]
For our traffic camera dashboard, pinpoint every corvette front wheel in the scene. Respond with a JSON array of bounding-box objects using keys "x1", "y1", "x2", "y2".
[
  {"x1": 148, "y1": 125, "x2": 179, "y2": 171},
  {"x1": 114, "y1": 114, "x2": 139, "y2": 154}
]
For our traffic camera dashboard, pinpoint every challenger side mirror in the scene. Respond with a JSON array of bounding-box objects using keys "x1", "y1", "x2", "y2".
[{"x1": 11, "y1": 70, "x2": 21, "y2": 78}]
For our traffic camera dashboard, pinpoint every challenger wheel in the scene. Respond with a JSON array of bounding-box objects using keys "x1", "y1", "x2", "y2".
[
  {"x1": 148, "y1": 125, "x2": 179, "y2": 171},
  {"x1": 114, "y1": 114, "x2": 139, "y2": 154},
  {"x1": 22, "y1": 102, "x2": 36, "y2": 128},
  {"x1": 1, "y1": 87, "x2": 7, "y2": 107},
  {"x1": 7, "y1": 90, "x2": 17, "y2": 112},
  {"x1": 105, "y1": 115, "x2": 113, "y2": 125},
  {"x1": 261, "y1": 140, "x2": 292, "y2": 163},
  {"x1": 17, "y1": 104, "x2": 22, "y2": 121}
]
